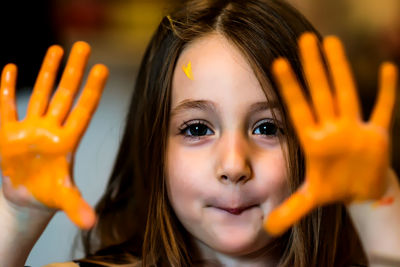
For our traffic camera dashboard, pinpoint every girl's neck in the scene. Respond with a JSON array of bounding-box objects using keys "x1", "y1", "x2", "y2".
[{"x1": 192, "y1": 238, "x2": 283, "y2": 267}]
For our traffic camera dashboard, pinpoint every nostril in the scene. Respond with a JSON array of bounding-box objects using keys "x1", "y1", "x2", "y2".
[
  {"x1": 219, "y1": 174, "x2": 249, "y2": 183},
  {"x1": 239, "y1": 175, "x2": 247, "y2": 182}
]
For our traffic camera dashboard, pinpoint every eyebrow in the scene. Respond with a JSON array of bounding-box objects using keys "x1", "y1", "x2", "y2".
[{"x1": 170, "y1": 99, "x2": 278, "y2": 117}]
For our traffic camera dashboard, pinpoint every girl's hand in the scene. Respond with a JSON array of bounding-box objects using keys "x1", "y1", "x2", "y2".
[
  {"x1": 0, "y1": 42, "x2": 108, "y2": 229},
  {"x1": 265, "y1": 33, "x2": 398, "y2": 236}
]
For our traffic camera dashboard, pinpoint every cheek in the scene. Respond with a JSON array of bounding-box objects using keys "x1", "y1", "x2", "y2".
[
  {"x1": 252, "y1": 146, "x2": 289, "y2": 203},
  {"x1": 165, "y1": 139, "x2": 210, "y2": 212}
]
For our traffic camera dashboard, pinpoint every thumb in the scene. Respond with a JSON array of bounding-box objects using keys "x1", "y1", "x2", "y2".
[
  {"x1": 59, "y1": 186, "x2": 97, "y2": 229},
  {"x1": 264, "y1": 183, "x2": 316, "y2": 236}
]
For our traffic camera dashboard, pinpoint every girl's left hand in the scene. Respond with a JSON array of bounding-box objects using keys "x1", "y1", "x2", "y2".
[{"x1": 265, "y1": 32, "x2": 398, "y2": 236}]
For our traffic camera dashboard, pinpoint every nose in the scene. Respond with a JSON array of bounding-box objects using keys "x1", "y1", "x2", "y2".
[{"x1": 216, "y1": 131, "x2": 252, "y2": 184}]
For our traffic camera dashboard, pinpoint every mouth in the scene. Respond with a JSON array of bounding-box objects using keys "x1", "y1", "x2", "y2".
[{"x1": 215, "y1": 205, "x2": 259, "y2": 215}]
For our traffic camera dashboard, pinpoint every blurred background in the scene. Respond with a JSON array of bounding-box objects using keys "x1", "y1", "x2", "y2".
[{"x1": 0, "y1": 0, "x2": 398, "y2": 265}]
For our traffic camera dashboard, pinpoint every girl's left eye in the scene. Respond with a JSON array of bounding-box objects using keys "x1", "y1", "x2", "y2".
[{"x1": 252, "y1": 119, "x2": 282, "y2": 136}]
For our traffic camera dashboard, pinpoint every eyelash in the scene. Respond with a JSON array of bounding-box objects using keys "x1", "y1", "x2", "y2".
[{"x1": 178, "y1": 119, "x2": 283, "y2": 140}]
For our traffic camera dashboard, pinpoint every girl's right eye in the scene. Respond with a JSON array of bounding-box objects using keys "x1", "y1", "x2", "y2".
[{"x1": 179, "y1": 120, "x2": 214, "y2": 140}]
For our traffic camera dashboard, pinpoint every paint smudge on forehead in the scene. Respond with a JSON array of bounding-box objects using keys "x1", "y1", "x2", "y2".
[{"x1": 182, "y1": 61, "x2": 194, "y2": 81}]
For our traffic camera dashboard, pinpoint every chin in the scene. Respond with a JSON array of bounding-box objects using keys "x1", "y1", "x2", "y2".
[{"x1": 207, "y1": 225, "x2": 269, "y2": 256}]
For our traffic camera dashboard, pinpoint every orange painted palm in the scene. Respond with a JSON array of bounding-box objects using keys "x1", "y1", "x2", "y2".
[
  {"x1": 0, "y1": 42, "x2": 108, "y2": 229},
  {"x1": 265, "y1": 33, "x2": 398, "y2": 235}
]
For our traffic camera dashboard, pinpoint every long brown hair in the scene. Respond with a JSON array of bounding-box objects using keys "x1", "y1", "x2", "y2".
[{"x1": 79, "y1": 0, "x2": 367, "y2": 266}]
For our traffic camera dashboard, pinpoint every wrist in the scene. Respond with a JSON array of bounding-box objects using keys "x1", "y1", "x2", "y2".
[
  {"x1": 1, "y1": 184, "x2": 56, "y2": 227},
  {"x1": 346, "y1": 168, "x2": 400, "y2": 263},
  {"x1": 0, "y1": 189, "x2": 56, "y2": 267}
]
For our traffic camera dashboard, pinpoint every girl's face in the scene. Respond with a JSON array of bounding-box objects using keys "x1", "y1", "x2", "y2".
[{"x1": 166, "y1": 34, "x2": 289, "y2": 257}]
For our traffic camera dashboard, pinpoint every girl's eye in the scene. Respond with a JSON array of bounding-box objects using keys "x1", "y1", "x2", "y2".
[
  {"x1": 252, "y1": 119, "x2": 282, "y2": 136},
  {"x1": 179, "y1": 120, "x2": 214, "y2": 139}
]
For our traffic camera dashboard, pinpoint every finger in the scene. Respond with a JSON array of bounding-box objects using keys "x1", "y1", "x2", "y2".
[
  {"x1": 323, "y1": 36, "x2": 361, "y2": 120},
  {"x1": 27, "y1": 45, "x2": 64, "y2": 118},
  {"x1": 0, "y1": 64, "x2": 18, "y2": 126},
  {"x1": 264, "y1": 183, "x2": 316, "y2": 236},
  {"x1": 370, "y1": 62, "x2": 398, "y2": 130},
  {"x1": 299, "y1": 33, "x2": 335, "y2": 121},
  {"x1": 64, "y1": 64, "x2": 108, "y2": 142},
  {"x1": 61, "y1": 188, "x2": 97, "y2": 229},
  {"x1": 47, "y1": 41, "x2": 91, "y2": 124},
  {"x1": 272, "y1": 58, "x2": 316, "y2": 141}
]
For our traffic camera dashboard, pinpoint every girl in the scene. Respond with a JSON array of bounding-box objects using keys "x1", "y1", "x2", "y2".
[{"x1": 1, "y1": 0, "x2": 400, "y2": 266}]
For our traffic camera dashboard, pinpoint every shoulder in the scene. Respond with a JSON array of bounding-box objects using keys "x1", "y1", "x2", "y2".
[
  {"x1": 42, "y1": 263, "x2": 79, "y2": 267},
  {"x1": 42, "y1": 259, "x2": 142, "y2": 267},
  {"x1": 72, "y1": 255, "x2": 142, "y2": 267}
]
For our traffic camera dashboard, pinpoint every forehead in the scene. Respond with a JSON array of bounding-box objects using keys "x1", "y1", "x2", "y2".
[{"x1": 171, "y1": 34, "x2": 270, "y2": 108}]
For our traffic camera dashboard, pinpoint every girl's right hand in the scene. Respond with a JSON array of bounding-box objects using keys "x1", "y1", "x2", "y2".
[{"x1": 0, "y1": 41, "x2": 108, "y2": 229}]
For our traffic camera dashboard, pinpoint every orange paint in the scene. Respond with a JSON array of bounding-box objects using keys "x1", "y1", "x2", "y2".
[
  {"x1": 0, "y1": 41, "x2": 109, "y2": 229},
  {"x1": 264, "y1": 32, "x2": 398, "y2": 236},
  {"x1": 182, "y1": 61, "x2": 194, "y2": 80},
  {"x1": 372, "y1": 196, "x2": 394, "y2": 208}
]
